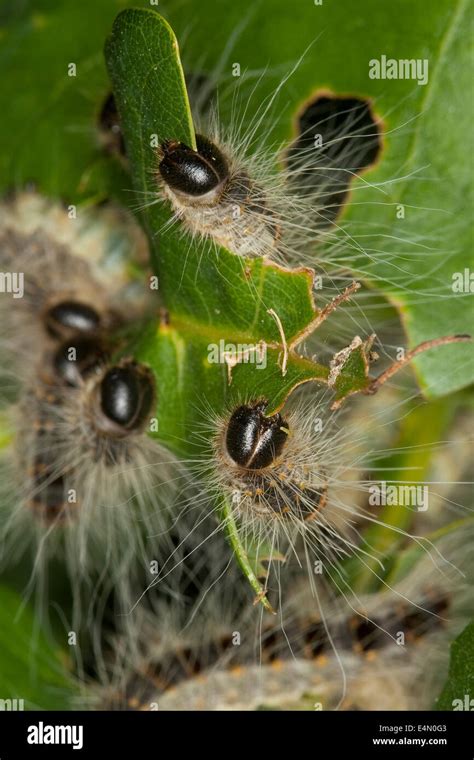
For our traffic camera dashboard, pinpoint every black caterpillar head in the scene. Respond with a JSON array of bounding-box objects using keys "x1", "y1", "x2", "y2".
[
  {"x1": 159, "y1": 134, "x2": 229, "y2": 197},
  {"x1": 99, "y1": 361, "x2": 155, "y2": 433},
  {"x1": 44, "y1": 300, "x2": 102, "y2": 340},
  {"x1": 225, "y1": 401, "x2": 289, "y2": 469},
  {"x1": 53, "y1": 337, "x2": 107, "y2": 387}
]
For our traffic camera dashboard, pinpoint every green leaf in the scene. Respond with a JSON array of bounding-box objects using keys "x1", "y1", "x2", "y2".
[
  {"x1": 104, "y1": 8, "x2": 469, "y2": 606},
  {"x1": 2, "y1": 1, "x2": 471, "y2": 396},
  {"x1": 1, "y1": 3, "x2": 468, "y2": 611},
  {"x1": 104, "y1": 9, "x2": 336, "y2": 606},
  {"x1": 0, "y1": 585, "x2": 77, "y2": 710},
  {"x1": 105, "y1": 8, "x2": 426, "y2": 446},
  {"x1": 105, "y1": 10, "x2": 320, "y2": 340},
  {"x1": 435, "y1": 620, "x2": 474, "y2": 710},
  {"x1": 104, "y1": 9, "x2": 374, "y2": 446},
  {"x1": 0, "y1": 0, "x2": 129, "y2": 201},
  {"x1": 161, "y1": 0, "x2": 474, "y2": 397}
]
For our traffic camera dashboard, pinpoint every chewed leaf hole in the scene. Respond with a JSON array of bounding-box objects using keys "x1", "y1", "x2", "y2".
[{"x1": 287, "y1": 93, "x2": 382, "y2": 225}]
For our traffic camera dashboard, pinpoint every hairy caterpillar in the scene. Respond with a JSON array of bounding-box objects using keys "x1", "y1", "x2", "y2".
[
  {"x1": 144, "y1": 378, "x2": 473, "y2": 629},
  {"x1": 102, "y1": 25, "x2": 470, "y2": 391},
  {"x1": 157, "y1": 132, "x2": 283, "y2": 259},
  {"x1": 123, "y1": 27, "x2": 470, "y2": 390},
  {"x1": 141, "y1": 33, "x2": 454, "y2": 303},
  {"x1": 153, "y1": 87, "x2": 383, "y2": 269},
  {"x1": 91, "y1": 515, "x2": 473, "y2": 711},
  {"x1": 0, "y1": 195, "x2": 177, "y2": 624},
  {"x1": 116, "y1": 368, "x2": 472, "y2": 709},
  {"x1": 213, "y1": 397, "x2": 328, "y2": 522},
  {"x1": 15, "y1": 342, "x2": 156, "y2": 522}
]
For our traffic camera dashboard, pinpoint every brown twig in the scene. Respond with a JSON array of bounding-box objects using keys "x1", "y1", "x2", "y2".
[
  {"x1": 290, "y1": 281, "x2": 361, "y2": 349},
  {"x1": 366, "y1": 334, "x2": 471, "y2": 394}
]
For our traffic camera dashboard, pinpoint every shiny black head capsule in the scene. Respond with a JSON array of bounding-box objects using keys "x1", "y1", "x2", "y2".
[
  {"x1": 100, "y1": 362, "x2": 155, "y2": 432},
  {"x1": 159, "y1": 134, "x2": 229, "y2": 196},
  {"x1": 44, "y1": 300, "x2": 101, "y2": 339},
  {"x1": 225, "y1": 401, "x2": 289, "y2": 469},
  {"x1": 53, "y1": 337, "x2": 107, "y2": 387}
]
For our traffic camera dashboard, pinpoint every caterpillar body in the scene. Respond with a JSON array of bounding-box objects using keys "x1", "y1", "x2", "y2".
[
  {"x1": 0, "y1": 195, "x2": 176, "y2": 624},
  {"x1": 92, "y1": 520, "x2": 472, "y2": 711}
]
